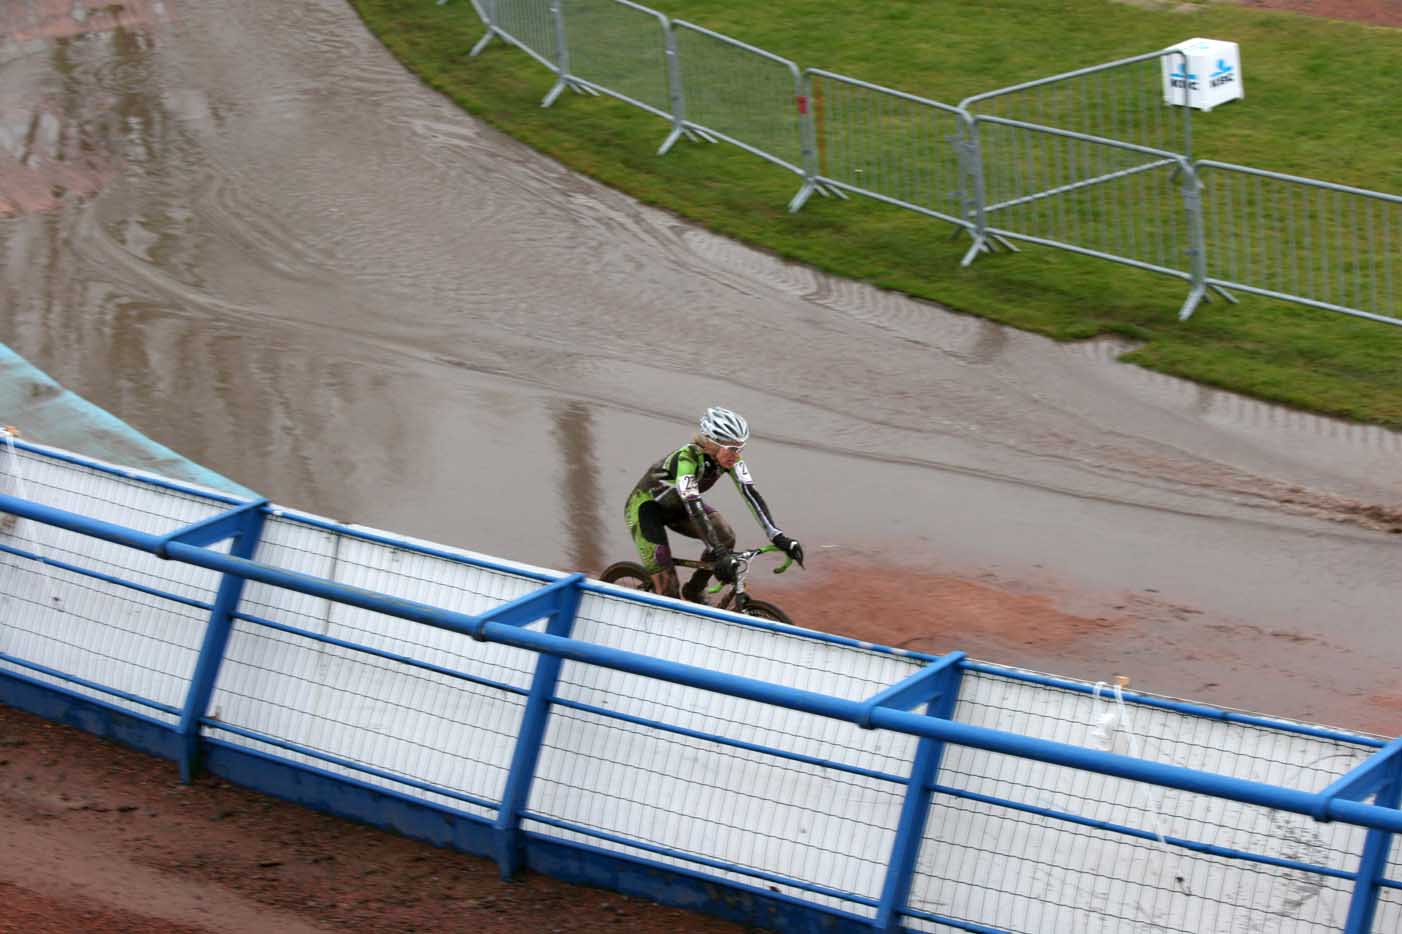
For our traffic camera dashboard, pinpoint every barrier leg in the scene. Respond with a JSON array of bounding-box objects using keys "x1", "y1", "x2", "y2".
[
  {"x1": 1178, "y1": 285, "x2": 1207, "y2": 322},
  {"x1": 470, "y1": 28, "x2": 496, "y2": 57},
  {"x1": 873, "y1": 662, "x2": 965, "y2": 931},
  {"x1": 1344, "y1": 758, "x2": 1402, "y2": 934},
  {"x1": 491, "y1": 580, "x2": 583, "y2": 878},
  {"x1": 175, "y1": 508, "x2": 267, "y2": 784}
]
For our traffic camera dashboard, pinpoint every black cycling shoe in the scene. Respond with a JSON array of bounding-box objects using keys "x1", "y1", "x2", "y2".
[{"x1": 681, "y1": 575, "x2": 710, "y2": 605}]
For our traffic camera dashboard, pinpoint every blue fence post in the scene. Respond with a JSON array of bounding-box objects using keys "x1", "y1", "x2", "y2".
[
  {"x1": 175, "y1": 506, "x2": 267, "y2": 784},
  {"x1": 1344, "y1": 755, "x2": 1402, "y2": 933},
  {"x1": 492, "y1": 577, "x2": 584, "y2": 879},
  {"x1": 874, "y1": 656, "x2": 966, "y2": 932}
]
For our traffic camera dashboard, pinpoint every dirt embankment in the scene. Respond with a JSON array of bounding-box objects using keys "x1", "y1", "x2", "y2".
[{"x1": 0, "y1": 704, "x2": 755, "y2": 934}]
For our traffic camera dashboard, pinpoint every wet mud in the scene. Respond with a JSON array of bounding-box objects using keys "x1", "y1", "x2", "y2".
[
  {"x1": 0, "y1": 704, "x2": 747, "y2": 934},
  {"x1": 762, "y1": 552, "x2": 1396, "y2": 735}
]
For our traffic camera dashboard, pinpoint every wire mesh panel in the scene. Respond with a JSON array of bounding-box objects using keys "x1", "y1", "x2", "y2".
[
  {"x1": 909, "y1": 794, "x2": 1355, "y2": 933},
  {"x1": 903, "y1": 669, "x2": 1377, "y2": 933},
  {"x1": 208, "y1": 515, "x2": 547, "y2": 818},
  {"x1": 492, "y1": 0, "x2": 560, "y2": 72},
  {"x1": 805, "y1": 69, "x2": 967, "y2": 226},
  {"x1": 570, "y1": 588, "x2": 924, "y2": 773},
  {"x1": 529, "y1": 701, "x2": 901, "y2": 917},
  {"x1": 959, "y1": 51, "x2": 1195, "y2": 279},
  {"x1": 561, "y1": 0, "x2": 672, "y2": 120},
  {"x1": 1198, "y1": 162, "x2": 1402, "y2": 327},
  {"x1": 524, "y1": 588, "x2": 926, "y2": 916},
  {"x1": 1381, "y1": 841, "x2": 1402, "y2": 928},
  {"x1": 974, "y1": 117, "x2": 1191, "y2": 276},
  {"x1": 964, "y1": 51, "x2": 1191, "y2": 161},
  {"x1": 0, "y1": 444, "x2": 233, "y2": 720},
  {"x1": 1378, "y1": 888, "x2": 1402, "y2": 932},
  {"x1": 670, "y1": 21, "x2": 805, "y2": 174}
]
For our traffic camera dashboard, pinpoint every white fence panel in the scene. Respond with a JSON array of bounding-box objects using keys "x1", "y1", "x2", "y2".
[
  {"x1": 905, "y1": 669, "x2": 1373, "y2": 933},
  {"x1": 0, "y1": 444, "x2": 233, "y2": 719},
  {"x1": 524, "y1": 587, "x2": 926, "y2": 913},
  {"x1": 212, "y1": 514, "x2": 547, "y2": 817}
]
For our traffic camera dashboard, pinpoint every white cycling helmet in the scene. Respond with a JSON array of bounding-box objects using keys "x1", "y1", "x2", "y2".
[{"x1": 699, "y1": 406, "x2": 750, "y2": 445}]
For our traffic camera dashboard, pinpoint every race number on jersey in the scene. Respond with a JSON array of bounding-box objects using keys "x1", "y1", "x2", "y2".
[{"x1": 678, "y1": 473, "x2": 701, "y2": 499}]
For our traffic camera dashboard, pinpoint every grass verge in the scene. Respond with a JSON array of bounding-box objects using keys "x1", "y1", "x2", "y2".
[{"x1": 348, "y1": 0, "x2": 1402, "y2": 428}]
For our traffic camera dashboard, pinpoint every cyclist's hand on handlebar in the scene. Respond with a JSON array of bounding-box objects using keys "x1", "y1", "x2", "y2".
[
  {"x1": 713, "y1": 553, "x2": 741, "y2": 584},
  {"x1": 772, "y1": 533, "x2": 804, "y2": 567}
]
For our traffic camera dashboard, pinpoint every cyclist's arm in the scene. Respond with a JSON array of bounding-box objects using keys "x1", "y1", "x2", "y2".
[
  {"x1": 675, "y1": 448, "x2": 731, "y2": 555},
  {"x1": 730, "y1": 460, "x2": 783, "y2": 542}
]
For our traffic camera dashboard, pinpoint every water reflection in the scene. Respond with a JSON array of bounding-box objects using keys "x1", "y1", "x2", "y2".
[
  {"x1": 0, "y1": 24, "x2": 123, "y2": 217},
  {"x1": 0, "y1": 1, "x2": 167, "y2": 44},
  {"x1": 966, "y1": 317, "x2": 1009, "y2": 365},
  {"x1": 549, "y1": 399, "x2": 605, "y2": 572}
]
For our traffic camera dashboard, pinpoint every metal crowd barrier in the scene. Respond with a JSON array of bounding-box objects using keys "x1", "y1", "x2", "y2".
[
  {"x1": 449, "y1": 0, "x2": 1401, "y2": 330},
  {"x1": 472, "y1": 0, "x2": 559, "y2": 77},
  {"x1": 2, "y1": 438, "x2": 1401, "y2": 932},
  {"x1": 669, "y1": 20, "x2": 818, "y2": 211},
  {"x1": 801, "y1": 69, "x2": 969, "y2": 229},
  {"x1": 959, "y1": 50, "x2": 1193, "y2": 163},
  {"x1": 1195, "y1": 162, "x2": 1402, "y2": 327},
  {"x1": 955, "y1": 51, "x2": 1194, "y2": 270},
  {"x1": 548, "y1": 0, "x2": 677, "y2": 142},
  {"x1": 962, "y1": 118, "x2": 1208, "y2": 318}
]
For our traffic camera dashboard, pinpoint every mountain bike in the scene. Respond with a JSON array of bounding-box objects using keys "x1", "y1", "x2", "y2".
[{"x1": 599, "y1": 544, "x2": 797, "y2": 625}]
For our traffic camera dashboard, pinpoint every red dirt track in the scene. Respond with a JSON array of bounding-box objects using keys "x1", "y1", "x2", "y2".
[
  {"x1": 0, "y1": 705, "x2": 752, "y2": 934},
  {"x1": 1237, "y1": 0, "x2": 1402, "y2": 27}
]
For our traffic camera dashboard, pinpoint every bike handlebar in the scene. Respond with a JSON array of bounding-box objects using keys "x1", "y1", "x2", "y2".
[
  {"x1": 751, "y1": 543, "x2": 796, "y2": 574},
  {"x1": 706, "y1": 544, "x2": 795, "y2": 594}
]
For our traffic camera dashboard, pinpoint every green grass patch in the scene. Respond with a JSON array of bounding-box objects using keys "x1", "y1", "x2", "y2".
[{"x1": 348, "y1": 0, "x2": 1402, "y2": 428}]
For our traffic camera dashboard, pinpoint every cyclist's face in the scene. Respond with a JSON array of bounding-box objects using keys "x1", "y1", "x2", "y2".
[{"x1": 709, "y1": 440, "x2": 743, "y2": 467}]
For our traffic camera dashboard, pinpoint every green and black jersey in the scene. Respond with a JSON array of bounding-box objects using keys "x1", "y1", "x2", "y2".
[{"x1": 629, "y1": 443, "x2": 783, "y2": 543}]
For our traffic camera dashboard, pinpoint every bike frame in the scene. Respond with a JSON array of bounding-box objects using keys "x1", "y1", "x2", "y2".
[{"x1": 673, "y1": 543, "x2": 794, "y2": 611}]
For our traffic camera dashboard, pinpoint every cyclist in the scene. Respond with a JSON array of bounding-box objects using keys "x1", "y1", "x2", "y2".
[{"x1": 625, "y1": 406, "x2": 804, "y2": 601}]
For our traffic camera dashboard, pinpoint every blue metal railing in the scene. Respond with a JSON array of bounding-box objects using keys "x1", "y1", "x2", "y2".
[{"x1": 0, "y1": 441, "x2": 1398, "y2": 932}]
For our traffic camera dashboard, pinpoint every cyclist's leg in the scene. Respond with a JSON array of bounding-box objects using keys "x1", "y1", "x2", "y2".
[
  {"x1": 626, "y1": 491, "x2": 679, "y2": 598},
  {"x1": 672, "y1": 507, "x2": 735, "y2": 601}
]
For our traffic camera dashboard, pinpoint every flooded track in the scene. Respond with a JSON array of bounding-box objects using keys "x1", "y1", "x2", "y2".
[{"x1": 2, "y1": 0, "x2": 1400, "y2": 730}]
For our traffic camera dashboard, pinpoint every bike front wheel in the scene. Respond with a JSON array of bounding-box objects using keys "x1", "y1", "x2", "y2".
[
  {"x1": 739, "y1": 598, "x2": 792, "y2": 626},
  {"x1": 600, "y1": 561, "x2": 654, "y2": 593}
]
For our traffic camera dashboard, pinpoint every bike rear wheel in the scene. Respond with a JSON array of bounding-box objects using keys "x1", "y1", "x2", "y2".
[
  {"x1": 739, "y1": 598, "x2": 792, "y2": 626},
  {"x1": 600, "y1": 561, "x2": 654, "y2": 593}
]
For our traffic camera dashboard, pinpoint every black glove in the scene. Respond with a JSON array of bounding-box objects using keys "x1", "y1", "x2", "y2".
[
  {"x1": 772, "y1": 533, "x2": 804, "y2": 566},
  {"x1": 713, "y1": 552, "x2": 741, "y2": 584}
]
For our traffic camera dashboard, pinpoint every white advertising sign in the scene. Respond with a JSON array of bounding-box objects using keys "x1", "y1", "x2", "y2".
[{"x1": 1163, "y1": 37, "x2": 1243, "y2": 111}]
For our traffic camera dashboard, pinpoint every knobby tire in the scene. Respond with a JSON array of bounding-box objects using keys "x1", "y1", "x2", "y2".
[
  {"x1": 740, "y1": 598, "x2": 792, "y2": 626},
  {"x1": 600, "y1": 561, "x2": 654, "y2": 592}
]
